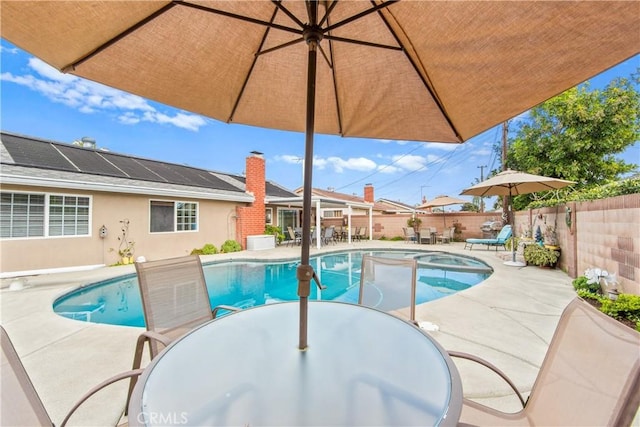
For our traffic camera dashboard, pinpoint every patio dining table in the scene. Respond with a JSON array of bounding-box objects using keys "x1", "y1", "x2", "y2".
[{"x1": 128, "y1": 301, "x2": 462, "y2": 426}]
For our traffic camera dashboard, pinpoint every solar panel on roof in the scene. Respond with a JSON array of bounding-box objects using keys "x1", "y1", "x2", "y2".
[
  {"x1": 105, "y1": 155, "x2": 167, "y2": 182},
  {"x1": 135, "y1": 159, "x2": 241, "y2": 191},
  {"x1": 2, "y1": 134, "x2": 76, "y2": 171},
  {"x1": 56, "y1": 145, "x2": 127, "y2": 177}
]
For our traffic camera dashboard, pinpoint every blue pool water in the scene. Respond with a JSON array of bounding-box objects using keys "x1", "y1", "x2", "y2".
[{"x1": 53, "y1": 250, "x2": 492, "y2": 327}]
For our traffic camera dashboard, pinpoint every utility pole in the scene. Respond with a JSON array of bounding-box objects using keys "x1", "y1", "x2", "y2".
[
  {"x1": 420, "y1": 185, "x2": 430, "y2": 205},
  {"x1": 477, "y1": 165, "x2": 487, "y2": 212}
]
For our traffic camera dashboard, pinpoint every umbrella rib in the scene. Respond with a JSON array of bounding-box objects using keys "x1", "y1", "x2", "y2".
[
  {"x1": 257, "y1": 38, "x2": 306, "y2": 56},
  {"x1": 181, "y1": 1, "x2": 302, "y2": 36},
  {"x1": 370, "y1": 0, "x2": 463, "y2": 142},
  {"x1": 322, "y1": 9, "x2": 345, "y2": 137},
  {"x1": 229, "y1": 6, "x2": 281, "y2": 124},
  {"x1": 323, "y1": 35, "x2": 402, "y2": 51},
  {"x1": 319, "y1": 0, "x2": 339, "y2": 27},
  {"x1": 324, "y1": 0, "x2": 398, "y2": 33},
  {"x1": 271, "y1": 0, "x2": 305, "y2": 29},
  {"x1": 62, "y1": 2, "x2": 177, "y2": 72}
]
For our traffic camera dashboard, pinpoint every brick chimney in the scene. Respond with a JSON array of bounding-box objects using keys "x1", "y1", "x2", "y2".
[
  {"x1": 236, "y1": 151, "x2": 266, "y2": 248},
  {"x1": 364, "y1": 183, "x2": 374, "y2": 203}
]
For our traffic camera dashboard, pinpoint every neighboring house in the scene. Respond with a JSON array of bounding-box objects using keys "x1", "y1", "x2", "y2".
[
  {"x1": 0, "y1": 131, "x2": 298, "y2": 276},
  {"x1": 376, "y1": 198, "x2": 426, "y2": 214},
  {"x1": 294, "y1": 184, "x2": 389, "y2": 218}
]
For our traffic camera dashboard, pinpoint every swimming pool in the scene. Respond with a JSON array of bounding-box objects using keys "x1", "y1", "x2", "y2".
[{"x1": 53, "y1": 250, "x2": 492, "y2": 327}]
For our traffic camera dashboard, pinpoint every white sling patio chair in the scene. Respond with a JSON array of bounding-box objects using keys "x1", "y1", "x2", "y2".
[
  {"x1": 454, "y1": 297, "x2": 640, "y2": 426},
  {"x1": 1, "y1": 325, "x2": 143, "y2": 427},
  {"x1": 358, "y1": 255, "x2": 418, "y2": 324}
]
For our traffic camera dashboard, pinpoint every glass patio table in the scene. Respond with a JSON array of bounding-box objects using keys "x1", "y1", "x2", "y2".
[{"x1": 128, "y1": 301, "x2": 462, "y2": 426}]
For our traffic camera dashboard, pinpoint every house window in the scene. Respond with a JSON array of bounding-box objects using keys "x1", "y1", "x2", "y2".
[
  {"x1": 0, "y1": 192, "x2": 90, "y2": 238},
  {"x1": 323, "y1": 210, "x2": 342, "y2": 218},
  {"x1": 150, "y1": 200, "x2": 198, "y2": 233},
  {"x1": 265, "y1": 208, "x2": 273, "y2": 225}
]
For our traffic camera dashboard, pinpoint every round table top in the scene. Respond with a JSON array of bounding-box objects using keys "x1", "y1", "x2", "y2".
[{"x1": 129, "y1": 301, "x2": 462, "y2": 426}]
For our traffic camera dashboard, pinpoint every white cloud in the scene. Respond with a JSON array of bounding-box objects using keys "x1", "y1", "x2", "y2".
[
  {"x1": 422, "y1": 141, "x2": 461, "y2": 151},
  {"x1": 275, "y1": 155, "x2": 304, "y2": 164},
  {"x1": 323, "y1": 156, "x2": 377, "y2": 173},
  {"x1": 391, "y1": 154, "x2": 428, "y2": 171},
  {"x1": 1, "y1": 57, "x2": 206, "y2": 131}
]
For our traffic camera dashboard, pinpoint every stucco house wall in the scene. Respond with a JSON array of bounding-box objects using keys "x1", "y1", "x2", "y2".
[{"x1": 0, "y1": 184, "x2": 240, "y2": 273}]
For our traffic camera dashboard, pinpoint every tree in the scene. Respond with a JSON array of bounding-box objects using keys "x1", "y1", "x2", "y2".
[
  {"x1": 507, "y1": 74, "x2": 639, "y2": 209},
  {"x1": 460, "y1": 202, "x2": 479, "y2": 212}
]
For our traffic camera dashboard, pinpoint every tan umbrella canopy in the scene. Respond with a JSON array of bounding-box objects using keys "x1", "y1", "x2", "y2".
[
  {"x1": 1, "y1": 1, "x2": 636, "y2": 348},
  {"x1": 417, "y1": 195, "x2": 468, "y2": 229},
  {"x1": 461, "y1": 170, "x2": 575, "y2": 266}
]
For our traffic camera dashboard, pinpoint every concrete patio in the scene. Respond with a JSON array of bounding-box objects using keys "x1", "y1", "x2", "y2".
[{"x1": 0, "y1": 240, "x2": 624, "y2": 425}]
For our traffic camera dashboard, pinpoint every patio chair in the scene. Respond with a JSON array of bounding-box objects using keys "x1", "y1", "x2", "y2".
[
  {"x1": 127, "y1": 255, "x2": 239, "y2": 406},
  {"x1": 286, "y1": 226, "x2": 300, "y2": 246},
  {"x1": 454, "y1": 297, "x2": 640, "y2": 427},
  {"x1": 358, "y1": 255, "x2": 418, "y2": 324},
  {"x1": 403, "y1": 227, "x2": 416, "y2": 243},
  {"x1": 464, "y1": 224, "x2": 512, "y2": 250},
  {"x1": 1, "y1": 325, "x2": 143, "y2": 427},
  {"x1": 357, "y1": 226, "x2": 367, "y2": 241},
  {"x1": 418, "y1": 228, "x2": 432, "y2": 244},
  {"x1": 322, "y1": 226, "x2": 336, "y2": 245},
  {"x1": 437, "y1": 226, "x2": 455, "y2": 244}
]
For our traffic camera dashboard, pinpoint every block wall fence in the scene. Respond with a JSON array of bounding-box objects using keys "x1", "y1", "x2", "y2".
[{"x1": 323, "y1": 193, "x2": 639, "y2": 294}]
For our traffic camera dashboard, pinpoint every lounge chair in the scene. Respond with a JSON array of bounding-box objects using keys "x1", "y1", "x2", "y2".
[
  {"x1": 1, "y1": 325, "x2": 143, "y2": 427},
  {"x1": 127, "y1": 255, "x2": 240, "y2": 406},
  {"x1": 358, "y1": 255, "x2": 418, "y2": 324},
  {"x1": 464, "y1": 224, "x2": 511, "y2": 250},
  {"x1": 454, "y1": 297, "x2": 640, "y2": 426}
]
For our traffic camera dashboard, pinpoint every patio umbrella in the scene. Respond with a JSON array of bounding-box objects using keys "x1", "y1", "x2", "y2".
[
  {"x1": 417, "y1": 195, "x2": 468, "y2": 229},
  {"x1": 1, "y1": 1, "x2": 636, "y2": 349},
  {"x1": 460, "y1": 169, "x2": 575, "y2": 267}
]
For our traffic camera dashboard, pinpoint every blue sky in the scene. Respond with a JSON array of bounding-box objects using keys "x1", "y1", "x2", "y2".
[{"x1": 1, "y1": 40, "x2": 638, "y2": 207}]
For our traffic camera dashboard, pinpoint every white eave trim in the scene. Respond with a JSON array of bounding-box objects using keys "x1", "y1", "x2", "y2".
[{"x1": 1, "y1": 173, "x2": 255, "y2": 202}]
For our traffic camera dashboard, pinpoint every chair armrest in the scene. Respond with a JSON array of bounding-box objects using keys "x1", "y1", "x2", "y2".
[
  {"x1": 126, "y1": 330, "x2": 173, "y2": 413},
  {"x1": 448, "y1": 350, "x2": 526, "y2": 408},
  {"x1": 212, "y1": 305, "x2": 241, "y2": 319},
  {"x1": 60, "y1": 368, "x2": 144, "y2": 427}
]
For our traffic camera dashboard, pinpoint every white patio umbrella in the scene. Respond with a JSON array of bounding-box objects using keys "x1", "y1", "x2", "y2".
[
  {"x1": 1, "y1": 1, "x2": 635, "y2": 348},
  {"x1": 417, "y1": 195, "x2": 468, "y2": 229},
  {"x1": 461, "y1": 169, "x2": 575, "y2": 266}
]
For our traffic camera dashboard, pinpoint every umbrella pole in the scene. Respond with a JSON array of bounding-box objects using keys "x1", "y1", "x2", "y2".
[
  {"x1": 504, "y1": 187, "x2": 525, "y2": 267},
  {"x1": 298, "y1": 11, "x2": 320, "y2": 350}
]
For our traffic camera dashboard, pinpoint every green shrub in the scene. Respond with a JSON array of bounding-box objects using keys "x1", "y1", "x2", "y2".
[
  {"x1": 390, "y1": 236, "x2": 405, "y2": 241},
  {"x1": 572, "y1": 275, "x2": 601, "y2": 293},
  {"x1": 265, "y1": 225, "x2": 285, "y2": 244},
  {"x1": 220, "y1": 240, "x2": 242, "y2": 253},
  {"x1": 576, "y1": 289, "x2": 605, "y2": 303},
  {"x1": 599, "y1": 294, "x2": 640, "y2": 324},
  {"x1": 523, "y1": 244, "x2": 560, "y2": 267},
  {"x1": 191, "y1": 243, "x2": 218, "y2": 255}
]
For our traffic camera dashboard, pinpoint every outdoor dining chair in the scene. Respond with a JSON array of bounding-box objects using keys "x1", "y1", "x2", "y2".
[
  {"x1": 1, "y1": 325, "x2": 143, "y2": 427},
  {"x1": 127, "y1": 255, "x2": 240, "y2": 407},
  {"x1": 403, "y1": 227, "x2": 417, "y2": 243},
  {"x1": 358, "y1": 255, "x2": 418, "y2": 324},
  {"x1": 454, "y1": 297, "x2": 640, "y2": 426}
]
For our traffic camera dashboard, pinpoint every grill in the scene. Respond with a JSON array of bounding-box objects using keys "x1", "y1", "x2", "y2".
[{"x1": 480, "y1": 221, "x2": 503, "y2": 239}]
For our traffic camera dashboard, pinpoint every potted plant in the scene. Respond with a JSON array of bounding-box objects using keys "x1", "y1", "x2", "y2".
[
  {"x1": 524, "y1": 243, "x2": 560, "y2": 268},
  {"x1": 407, "y1": 216, "x2": 422, "y2": 231}
]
